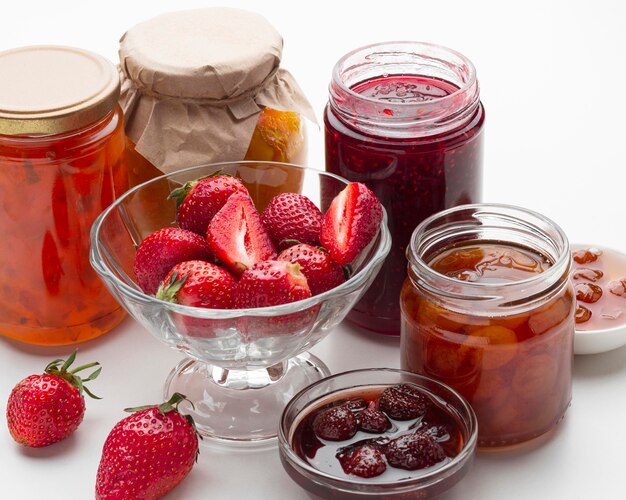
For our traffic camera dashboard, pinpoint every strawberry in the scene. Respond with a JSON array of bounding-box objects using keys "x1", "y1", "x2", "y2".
[
  {"x1": 206, "y1": 191, "x2": 276, "y2": 276},
  {"x1": 277, "y1": 243, "x2": 345, "y2": 295},
  {"x1": 312, "y1": 405, "x2": 358, "y2": 441},
  {"x1": 6, "y1": 351, "x2": 101, "y2": 448},
  {"x1": 156, "y1": 260, "x2": 237, "y2": 309},
  {"x1": 169, "y1": 175, "x2": 247, "y2": 236},
  {"x1": 378, "y1": 384, "x2": 430, "y2": 421},
  {"x1": 134, "y1": 227, "x2": 212, "y2": 295},
  {"x1": 384, "y1": 432, "x2": 446, "y2": 470},
  {"x1": 233, "y1": 260, "x2": 311, "y2": 308},
  {"x1": 320, "y1": 182, "x2": 383, "y2": 265},
  {"x1": 261, "y1": 192, "x2": 323, "y2": 248},
  {"x1": 95, "y1": 393, "x2": 199, "y2": 500},
  {"x1": 338, "y1": 444, "x2": 387, "y2": 478},
  {"x1": 156, "y1": 261, "x2": 238, "y2": 338}
]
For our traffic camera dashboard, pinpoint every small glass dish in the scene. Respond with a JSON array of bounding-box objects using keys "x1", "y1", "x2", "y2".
[
  {"x1": 278, "y1": 368, "x2": 477, "y2": 499},
  {"x1": 90, "y1": 161, "x2": 391, "y2": 445}
]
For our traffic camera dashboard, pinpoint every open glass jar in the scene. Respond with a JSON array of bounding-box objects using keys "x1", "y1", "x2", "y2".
[
  {"x1": 325, "y1": 42, "x2": 484, "y2": 335},
  {"x1": 400, "y1": 205, "x2": 574, "y2": 448},
  {"x1": 0, "y1": 46, "x2": 127, "y2": 345}
]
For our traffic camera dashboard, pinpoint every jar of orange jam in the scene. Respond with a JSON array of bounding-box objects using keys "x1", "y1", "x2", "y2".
[
  {"x1": 0, "y1": 46, "x2": 127, "y2": 345},
  {"x1": 119, "y1": 8, "x2": 312, "y2": 190},
  {"x1": 400, "y1": 204, "x2": 574, "y2": 448}
]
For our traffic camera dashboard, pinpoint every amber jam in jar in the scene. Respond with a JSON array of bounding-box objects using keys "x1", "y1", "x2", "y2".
[
  {"x1": 571, "y1": 245, "x2": 626, "y2": 330},
  {"x1": 0, "y1": 46, "x2": 127, "y2": 345},
  {"x1": 326, "y1": 42, "x2": 484, "y2": 335},
  {"x1": 400, "y1": 205, "x2": 574, "y2": 448}
]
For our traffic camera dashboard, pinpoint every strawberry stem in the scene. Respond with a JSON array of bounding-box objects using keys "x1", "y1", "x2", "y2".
[{"x1": 44, "y1": 350, "x2": 102, "y2": 400}]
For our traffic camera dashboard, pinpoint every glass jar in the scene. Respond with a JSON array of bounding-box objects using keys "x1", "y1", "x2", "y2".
[
  {"x1": 400, "y1": 204, "x2": 574, "y2": 448},
  {"x1": 120, "y1": 8, "x2": 313, "y2": 190},
  {"x1": 0, "y1": 46, "x2": 127, "y2": 345},
  {"x1": 325, "y1": 41, "x2": 484, "y2": 335}
]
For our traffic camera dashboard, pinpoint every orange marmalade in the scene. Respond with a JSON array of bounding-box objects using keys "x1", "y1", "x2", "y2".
[{"x1": 0, "y1": 46, "x2": 127, "y2": 345}]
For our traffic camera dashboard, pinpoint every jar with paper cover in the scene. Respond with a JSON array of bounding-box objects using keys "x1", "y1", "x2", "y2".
[{"x1": 119, "y1": 7, "x2": 315, "y2": 212}]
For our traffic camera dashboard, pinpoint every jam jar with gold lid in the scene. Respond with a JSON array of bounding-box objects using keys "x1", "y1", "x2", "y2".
[
  {"x1": 0, "y1": 46, "x2": 127, "y2": 345},
  {"x1": 400, "y1": 204, "x2": 574, "y2": 448}
]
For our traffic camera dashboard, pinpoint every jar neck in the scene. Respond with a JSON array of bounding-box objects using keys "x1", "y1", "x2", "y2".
[
  {"x1": 407, "y1": 204, "x2": 572, "y2": 314},
  {"x1": 329, "y1": 41, "x2": 480, "y2": 138}
]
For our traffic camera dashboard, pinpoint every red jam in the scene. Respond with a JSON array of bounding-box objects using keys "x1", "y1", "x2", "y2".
[
  {"x1": 325, "y1": 75, "x2": 484, "y2": 334},
  {"x1": 571, "y1": 245, "x2": 626, "y2": 330},
  {"x1": 291, "y1": 384, "x2": 465, "y2": 481},
  {"x1": 401, "y1": 242, "x2": 574, "y2": 447}
]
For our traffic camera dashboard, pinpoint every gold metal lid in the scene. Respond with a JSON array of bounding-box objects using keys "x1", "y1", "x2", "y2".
[{"x1": 0, "y1": 46, "x2": 120, "y2": 135}]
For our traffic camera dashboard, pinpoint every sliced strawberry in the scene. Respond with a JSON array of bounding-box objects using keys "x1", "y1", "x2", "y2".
[
  {"x1": 156, "y1": 260, "x2": 237, "y2": 309},
  {"x1": 261, "y1": 192, "x2": 323, "y2": 248},
  {"x1": 134, "y1": 227, "x2": 212, "y2": 295},
  {"x1": 170, "y1": 175, "x2": 247, "y2": 236},
  {"x1": 206, "y1": 192, "x2": 276, "y2": 275},
  {"x1": 320, "y1": 182, "x2": 383, "y2": 265},
  {"x1": 233, "y1": 260, "x2": 311, "y2": 308},
  {"x1": 277, "y1": 243, "x2": 345, "y2": 295}
]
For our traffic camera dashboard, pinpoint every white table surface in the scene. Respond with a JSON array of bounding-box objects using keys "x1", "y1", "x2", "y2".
[{"x1": 2, "y1": 1, "x2": 626, "y2": 499}]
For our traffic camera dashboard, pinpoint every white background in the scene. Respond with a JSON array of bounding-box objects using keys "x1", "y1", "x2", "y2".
[{"x1": 1, "y1": 1, "x2": 626, "y2": 499}]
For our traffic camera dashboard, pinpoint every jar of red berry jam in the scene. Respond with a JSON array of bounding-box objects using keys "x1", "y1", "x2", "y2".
[
  {"x1": 0, "y1": 46, "x2": 127, "y2": 345},
  {"x1": 325, "y1": 42, "x2": 484, "y2": 335},
  {"x1": 400, "y1": 205, "x2": 574, "y2": 448}
]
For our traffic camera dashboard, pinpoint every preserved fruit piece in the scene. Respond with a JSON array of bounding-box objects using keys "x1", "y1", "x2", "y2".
[
  {"x1": 575, "y1": 305, "x2": 592, "y2": 324},
  {"x1": 244, "y1": 109, "x2": 304, "y2": 163},
  {"x1": 572, "y1": 247, "x2": 602, "y2": 264},
  {"x1": 571, "y1": 245, "x2": 626, "y2": 331},
  {"x1": 608, "y1": 279, "x2": 626, "y2": 298},
  {"x1": 575, "y1": 283, "x2": 603, "y2": 303}
]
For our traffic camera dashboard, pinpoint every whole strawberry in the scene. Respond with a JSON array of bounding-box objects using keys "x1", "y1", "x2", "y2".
[
  {"x1": 156, "y1": 260, "x2": 237, "y2": 309},
  {"x1": 321, "y1": 182, "x2": 383, "y2": 265},
  {"x1": 277, "y1": 243, "x2": 346, "y2": 295},
  {"x1": 233, "y1": 260, "x2": 311, "y2": 308},
  {"x1": 261, "y1": 192, "x2": 323, "y2": 248},
  {"x1": 169, "y1": 174, "x2": 247, "y2": 236},
  {"x1": 95, "y1": 393, "x2": 199, "y2": 500},
  {"x1": 134, "y1": 227, "x2": 212, "y2": 295},
  {"x1": 6, "y1": 351, "x2": 101, "y2": 448}
]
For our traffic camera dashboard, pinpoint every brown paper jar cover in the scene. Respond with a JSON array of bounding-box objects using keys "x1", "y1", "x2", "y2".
[{"x1": 119, "y1": 7, "x2": 316, "y2": 174}]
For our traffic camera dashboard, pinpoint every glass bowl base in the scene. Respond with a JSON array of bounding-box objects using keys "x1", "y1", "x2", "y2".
[{"x1": 164, "y1": 352, "x2": 330, "y2": 446}]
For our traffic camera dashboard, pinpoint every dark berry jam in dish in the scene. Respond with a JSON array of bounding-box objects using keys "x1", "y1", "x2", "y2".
[
  {"x1": 571, "y1": 245, "x2": 626, "y2": 331},
  {"x1": 325, "y1": 43, "x2": 484, "y2": 336},
  {"x1": 291, "y1": 384, "x2": 464, "y2": 482},
  {"x1": 279, "y1": 369, "x2": 476, "y2": 499}
]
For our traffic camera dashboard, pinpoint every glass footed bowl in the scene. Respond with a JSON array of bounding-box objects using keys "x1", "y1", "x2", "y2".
[{"x1": 90, "y1": 161, "x2": 391, "y2": 445}]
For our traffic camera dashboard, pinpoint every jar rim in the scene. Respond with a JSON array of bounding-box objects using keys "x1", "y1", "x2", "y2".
[
  {"x1": 329, "y1": 41, "x2": 480, "y2": 137},
  {"x1": 407, "y1": 203, "x2": 571, "y2": 307},
  {"x1": 331, "y1": 40, "x2": 477, "y2": 111}
]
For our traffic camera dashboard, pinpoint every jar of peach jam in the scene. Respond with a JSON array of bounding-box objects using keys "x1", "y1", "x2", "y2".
[
  {"x1": 0, "y1": 46, "x2": 127, "y2": 345},
  {"x1": 400, "y1": 205, "x2": 574, "y2": 448}
]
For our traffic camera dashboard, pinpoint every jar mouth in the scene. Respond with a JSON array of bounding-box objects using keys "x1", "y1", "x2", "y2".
[
  {"x1": 329, "y1": 41, "x2": 480, "y2": 137},
  {"x1": 407, "y1": 204, "x2": 571, "y2": 310}
]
